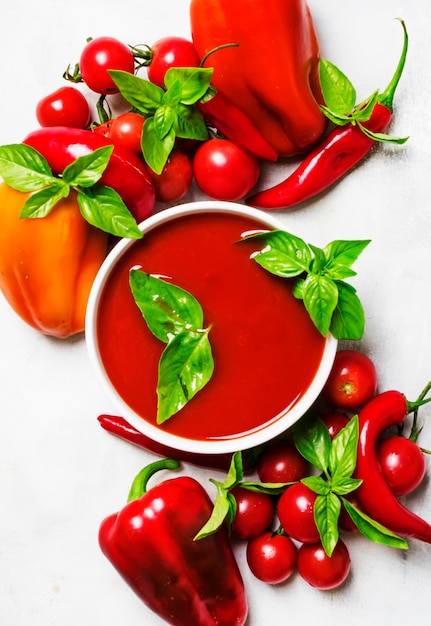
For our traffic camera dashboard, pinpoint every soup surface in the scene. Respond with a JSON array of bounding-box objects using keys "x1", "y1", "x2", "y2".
[{"x1": 97, "y1": 211, "x2": 326, "y2": 441}]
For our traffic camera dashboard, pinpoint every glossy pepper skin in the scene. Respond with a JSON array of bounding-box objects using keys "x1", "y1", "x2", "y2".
[
  {"x1": 0, "y1": 184, "x2": 108, "y2": 338},
  {"x1": 190, "y1": 0, "x2": 326, "y2": 157},
  {"x1": 23, "y1": 127, "x2": 155, "y2": 223},
  {"x1": 99, "y1": 459, "x2": 248, "y2": 626},
  {"x1": 248, "y1": 19, "x2": 408, "y2": 209},
  {"x1": 354, "y1": 390, "x2": 431, "y2": 544}
]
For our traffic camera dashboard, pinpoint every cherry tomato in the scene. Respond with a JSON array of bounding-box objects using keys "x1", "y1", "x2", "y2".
[
  {"x1": 323, "y1": 349, "x2": 378, "y2": 410},
  {"x1": 36, "y1": 86, "x2": 90, "y2": 129},
  {"x1": 246, "y1": 531, "x2": 297, "y2": 584},
  {"x1": 94, "y1": 112, "x2": 145, "y2": 155},
  {"x1": 320, "y1": 411, "x2": 350, "y2": 439},
  {"x1": 230, "y1": 486, "x2": 274, "y2": 539},
  {"x1": 80, "y1": 36, "x2": 135, "y2": 95},
  {"x1": 277, "y1": 483, "x2": 320, "y2": 543},
  {"x1": 257, "y1": 444, "x2": 308, "y2": 484},
  {"x1": 377, "y1": 436, "x2": 426, "y2": 496},
  {"x1": 193, "y1": 138, "x2": 260, "y2": 201},
  {"x1": 297, "y1": 539, "x2": 351, "y2": 590},
  {"x1": 147, "y1": 36, "x2": 200, "y2": 87},
  {"x1": 148, "y1": 150, "x2": 193, "y2": 203}
]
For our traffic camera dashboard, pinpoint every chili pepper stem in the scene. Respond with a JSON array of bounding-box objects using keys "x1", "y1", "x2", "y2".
[
  {"x1": 379, "y1": 19, "x2": 408, "y2": 110},
  {"x1": 410, "y1": 379, "x2": 431, "y2": 442},
  {"x1": 127, "y1": 458, "x2": 180, "y2": 503}
]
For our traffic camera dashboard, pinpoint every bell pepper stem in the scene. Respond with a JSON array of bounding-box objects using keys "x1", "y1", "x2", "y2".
[
  {"x1": 127, "y1": 458, "x2": 180, "y2": 503},
  {"x1": 379, "y1": 18, "x2": 408, "y2": 111}
]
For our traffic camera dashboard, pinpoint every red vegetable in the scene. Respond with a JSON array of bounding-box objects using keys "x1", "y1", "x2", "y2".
[
  {"x1": 354, "y1": 390, "x2": 431, "y2": 543},
  {"x1": 99, "y1": 458, "x2": 248, "y2": 626},
  {"x1": 36, "y1": 86, "x2": 91, "y2": 129},
  {"x1": 23, "y1": 127, "x2": 155, "y2": 223},
  {"x1": 247, "y1": 20, "x2": 408, "y2": 209}
]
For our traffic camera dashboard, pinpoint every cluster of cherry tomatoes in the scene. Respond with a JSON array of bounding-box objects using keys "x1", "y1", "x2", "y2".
[
  {"x1": 35, "y1": 35, "x2": 261, "y2": 205},
  {"x1": 226, "y1": 349, "x2": 428, "y2": 590}
]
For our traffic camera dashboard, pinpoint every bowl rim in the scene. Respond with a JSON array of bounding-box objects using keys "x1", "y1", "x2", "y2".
[{"x1": 85, "y1": 200, "x2": 338, "y2": 455}]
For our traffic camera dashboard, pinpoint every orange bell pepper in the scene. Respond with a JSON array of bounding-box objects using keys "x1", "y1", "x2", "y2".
[
  {"x1": 0, "y1": 184, "x2": 108, "y2": 338},
  {"x1": 190, "y1": 0, "x2": 326, "y2": 157}
]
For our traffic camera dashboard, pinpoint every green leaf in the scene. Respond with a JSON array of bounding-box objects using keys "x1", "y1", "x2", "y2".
[
  {"x1": 246, "y1": 230, "x2": 312, "y2": 278},
  {"x1": 323, "y1": 239, "x2": 371, "y2": 276},
  {"x1": 319, "y1": 58, "x2": 357, "y2": 115},
  {"x1": 330, "y1": 477, "x2": 363, "y2": 496},
  {"x1": 141, "y1": 117, "x2": 176, "y2": 174},
  {"x1": 62, "y1": 145, "x2": 113, "y2": 188},
  {"x1": 329, "y1": 415, "x2": 359, "y2": 483},
  {"x1": 19, "y1": 183, "x2": 70, "y2": 218},
  {"x1": 162, "y1": 79, "x2": 183, "y2": 107},
  {"x1": 174, "y1": 103, "x2": 209, "y2": 140},
  {"x1": 314, "y1": 492, "x2": 341, "y2": 556},
  {"x1": 224, "y1": 452, "x2": 244, "y2": 489},
  {"x1": 294, "y1": 414, "x2": 331, "y2": 474},
  {"x1": 330, "y1": 281, "x2": 365, "y2": 340},
  {"x1": 129, "y1": 270, "x2": 205, "y2": 343},
  {"x1": 0, "y1": 143, "x2": 56, "y2": 191},
  {"x1": 157, "y1": 329, "x2": 214, "y2": 424},
  {"x1": 358, "y1": 122, "x2": 410, "y2": 145},
  {"x1": 353, "y1": 91, "x2": 380, "y2": 122},
  {"x1": 301, "y1": 475, "x2": 331, "y2": 496},
  {"x1": 319, "y1": 105, "x2": 351, "y2": 126},
  {"x1": 153, "y1": 105, "x2": 177, "y2": 140},
  {"x1": 164, "y1": 66, "x2": 214, "y2": 105},
  {"x1": 194, "y1": 488, "x2": 232, "y2": 540},
  {"x1": 77, "y1": 186, "x2": 142, "y2": 239},
  {"x1": 302, "y1": 274, "x2": 338, "y2": 337},
  {"x1": 240, "y1": 481, "x2": 292, "y2": 495},
  {"x1": 341, "y1": 498, "x2": 409, "y2": 549},
  {"x1": 108, "y1": 69, "x2": 163, "y2": 115}
]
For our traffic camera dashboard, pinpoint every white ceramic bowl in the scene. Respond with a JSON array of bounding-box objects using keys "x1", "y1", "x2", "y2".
[{"x1": 86, "y1": 201, "x2": 337, "y2": 455}]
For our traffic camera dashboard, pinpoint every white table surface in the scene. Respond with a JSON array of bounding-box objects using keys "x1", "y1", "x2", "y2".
[{"x1": 1, "y1": 1, "x2": 431, "y2": 624}]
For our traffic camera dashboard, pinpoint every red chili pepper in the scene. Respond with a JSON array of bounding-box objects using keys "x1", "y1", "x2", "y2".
[
  {"x1": 198, "y1": 88, "x2": 278, "y2": 161},
  {"x1": 99, "y1": 458, "x2": 248, "y2": 626},
  {"x1": 23, "y1": 127, "x2": 155, "y2": 223},
  {"x1": 354, "y1": 390, "x2": 431, "y2": 544},
  {"x1": 97, "y1": 414, "x2": 236, "y2": 471},
  {"x1": 247, "y1": 20, "x2": 408, "y2": 210}
]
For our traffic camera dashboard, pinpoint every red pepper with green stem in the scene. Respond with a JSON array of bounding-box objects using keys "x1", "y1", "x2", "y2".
[
  {"x1": 99, "y1": 458, "x2": 248, "y2": 626},
  {"x1": 247, "y1": 19, "x2": 409, "y2": 210},
  {"x1": 354, "y1": 389, "x2": 431, "y2": 543}
]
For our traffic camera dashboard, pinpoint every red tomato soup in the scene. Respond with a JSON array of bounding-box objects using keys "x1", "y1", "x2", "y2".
[{"x1": 97, "y1": 211, "x2": 325, "y2": 441}]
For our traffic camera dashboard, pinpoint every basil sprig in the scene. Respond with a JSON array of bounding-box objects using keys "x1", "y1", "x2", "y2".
[
  {"x1": 109, "y1": 67, "x2": 212, "y2": 174},
  {"x1": 293, "y1": 414, "x2": 409, "y2": 556},
  {"x1": 129, "y1": 269, "x2": 214, "y2": 424},
  {"x1": 244, "y1": 230, "x2": 369, "y2": 339},
  {"x1": 0, "y1": 143, "x2": 142, "y2": 239}
]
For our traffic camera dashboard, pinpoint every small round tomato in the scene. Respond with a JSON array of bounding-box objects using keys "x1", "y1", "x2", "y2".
[
  {"x1": 377, "y1": 436, "x2": 426, "y2": 496},
  {"x1": 231, "y1": 486, "x2": 274, "y2": 539},
  {"x1": 36, "y1": 86, "x2": 90, "y2": 128},
  {"x1": 80, "y1": 36, "x2": 135, "y2": 95},
  {"x1": 147, "y1": 36, "x2": 200, "y2": 87},
  {"x1": 320, "y1": 411, "x2": 350, "y2": 439},
  {"x1": 297, "y1": 539, "x2": 351, "y2": 590},
  {"x1": 323, "y1": 349, "x2": 378, "y2": 410},
  {"x1": 246, "y1": 531, "x2": 297, "y2": 584},
  {"x1": 277, "y1": 483, "x2": 320, "y2": 544},
  {"x1": 193, "y1": 139, "x2": 260, "y2": 201},
  {"x1": 148, "y1": 150, "x2": 193, "y2": 203},
  {"x1": 257, "y1": 444, "x2": 308, "y2": 484},
  {"x1": 94, "y1": 112, "x2": 145, "y2": 154}
]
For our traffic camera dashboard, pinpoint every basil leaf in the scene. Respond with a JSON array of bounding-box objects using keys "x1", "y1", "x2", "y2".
[
  {"x1": 62, "y1": 145, "x2": 113, "y2": 188},
  {"x1": 319, "y1": 105, "x2": 351, "y2": 126},
  {"x1": 157, "y1": 329, "x2": 214, "y2": 424},
  {"x1": 358, "y1": 123, "x2": 410, "y2": 145},
  {"x1": 248, "y1": 230, "x2": 312, "y2": 277},
  {"x1": 77, "y1": 186, "x2": 142, "y2": 239},
  {"x1": 165, "y1": 66, "x2": 214, "y2": 105},
  {"x1": 314, "y1": 492, "x2": 341, "y2": 556},
  {"x1": 224, "y1": 451, "x2": 244, "y2": 489},
  {"x1": 331, "y1": 477, "x2": 363, "y2": 496},
  {"x1": 341, "y1": 498, "x2": 409, "y2": 549},
  {"x1": 162, "y1": 79, "x2": 182, "y2": 108},
  {"x1": 109, "y1": 70, "x2": 163, "y2": 114},
  {"x1": 301, "y1": 475, "x2": 331, "y2": 496},
  {"x1": 353, "y1": 91, "x2": 380, "y2": 122},
  {"x1": 153, "y1": 105, "x2": 177, "y2": 140},
  {"x1": 19, "y1": 183, "x2": 69, "y2": 218},
  {"x1": 302, "y1": 273, "x2": 338, "y2": 336},
  {"x1": 0, "y1": 143, "x2": 55, "y2": 191},
  {"x1": 194, "y1": 488, "x2": 232, "y2": 540},
  {"x1": 329, "y1": 415, "x2": 359, "y2": 482},
  {"x1": 330, "y1": 281, "x2": 365, "y2": 340},
  {"x1": 319, "y1": 59, "x2": 357, "y2": 115},
  {"x1": 174, "y1": 103, "x2": 209, "y2": 140},
  {"x1": 240, "y1": 482, "x2": 290, "y2": 495},
  {"x1": 323, "y1": 239, "x2": 371, "y2": 274},
  {"x1": 294, "y1": 415, "x2": 331, "y2": 474},
  {"x1": 142, "y1": 117, "x2": 176, "y2": 174},
  {"x1": 129, "y1": 270, "x2": 204, "y2": 343}
]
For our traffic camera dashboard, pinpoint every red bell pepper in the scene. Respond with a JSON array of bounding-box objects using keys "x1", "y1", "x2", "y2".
[
  {"x1": 99, "y1": 458, "x2": 248, "y2": 625},
  {"x1": 190, "y1": 0, "x2": 326, "y2": 157},
  {"x1": 23, "y1": 127, "x2": 155, "y2": 223}
]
